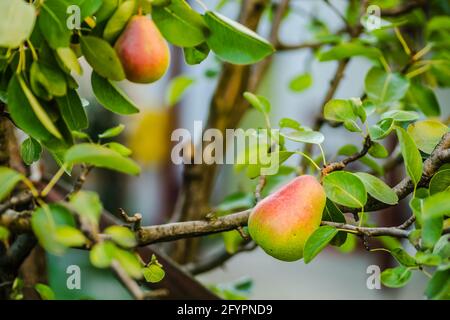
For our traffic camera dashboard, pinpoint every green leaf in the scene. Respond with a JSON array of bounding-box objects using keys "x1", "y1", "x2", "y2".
[
  {"x1": 222, "y1": 230, "x2": 243, "y2": 254},
  {"x1": 407, "y1": 83, "x2": 440, "y2": 117},
  {"x1": 34, "y1": 284, "x2": 55, "y2": 301},
  {"x1": 96, "y1": 0, "x2": 120, "y2": 23},
  {"x1": 289, "y1": 73, "x2": 313, "y2": 92},
  {"x1": 80, "y1": 36, "x2": 125, "y2": 81},
  {"x1": 183, "y1": 43, "x2": 210, "y2": 65},
  {"x1": 216, "y1": 192, "x2": 254, "y2": 212},
  {"x1": 396, "y1": 127, "x2": 423, "y2": 187},
  {"x1": 318, "y1": 42, "x2": 381, "y2": 61},
  {"x1": 31, "y1": 204, "x2": 77, "y2": 255},
  {"x1": 65, "y1": 143, "x2": 141, "y2": 175},
  {"x1": 390, "y1": 248, "x2": 417, "y2": 267},
  {"x1": 422, "y1": 190, "x2": 450, "y2": 220},
  {"x1": 280, "y1": 130, "x2": 324, "y2": 144},
  {"x1": 0, "y1": 226, "x2": 10, "y2": 241},
  {"x1": 369, "y1": 118, "x2": 394, "y2": 140},
  {"x1": 323, "y1": 171, "x2": 367, "y2": 208},
  {"x1": 365, "y1": 67, "x2": 410, "y2": 105},
  {"x1": 429, "y1": 169, "x2": 450, "y2": 195},
  {"x1": 415, "y1": 252, "x2": 442, "y2": 266},
  {"x1": 433, "y1": 235, "x2": 450, "y2": 259},
  {"x1": 55, "y1": 226, "x2": 87, "y2": 247},
  {"x1": 105, "y1": 142, "x2": 132, "y2": 157},
  {"x1": 407, "y1": 120, "x2": 448, "y2": 154},
  {"x1": 204, "y1": 11, "x2": 274, "y2": 65},
  {"x1": 354, "y1": 172, "x2": 398, "y2": 205},
  {"x1": 166, "y1": 76, "x2": 195, "y2": 106},
  {"x1": 39, "y1": 0, "x2": 71, "y2": 49},
  {"x1": 69, "y1": 191, "x2": 103, "y2": 227},
  {"x1": 381, "y1": 266, "x2": 412, "y2": 288},
  {"x1": 98, "y1": 124, "x2": 125, "y2": 139},
  {"x1": 152, "y1": 0, "x2": 207, "y2": 47},
  {"x1": 56, "y1": 48, "x2": 82, "y2": 76},
  {"x1": 142, "y1": 265, "x2": 165, "y2": 283},
  {"x1": 322, "y1": 199, "x2": 347, "y2": 246},
  {"x1": 113, "y1": 247, "x2": 142, "y2": 279},
  {"x1": 104, "y1": 225, "x2": 137, "y2": 248},
  {"x1": 0, "y1": 0, "x2": 36, "y2": 48},
  {"x1": 73, "y1": 0, "x2": 103, "y2": 20},
  {"x1": 368, "y1": 142, "x2": 388, "y2": 158},
  {"x1": 243, "y1": 92, "x2": 271, "y2": 114},
  {"x1": 343, "y1": 119, "x2": 361, "y2": 133},
  {"x1": 279, "y1": 118, "x2": 302, "y2": 130},
  {"x1": 16, "y1": 76, "x2": 63, "y2": 139},
  {"x1": 303, "y1": 226, "x2": 338, "y2": 263},
  {"x1": 103, "y1": 0, "x2": 135, "y2": 43},
  {"x1": 90, "y1": 241, "x2": 116, "y2": 268},
  {"x1": 323, "y1": 99, "x2": 356, "y2": 122},
  {"x1": 56, "y1": 89, "x2": 88, "y2": 131},
  {"x1": 0, "y1": 167, "x2": 23, "y2": 202},
  {"x1": 20, "y1": 138, "x2": 42, "y2": 165},
  {"x1": 381, "y1": 110, "x2": 419, "y2": 122},
  {"x1": 91, "y1": 72, "x2": 139, "y2": 115},
  {"x1": 30, "y1": 62, "x2": 67, "y2": 99},
  {"x1": 425, "y1": 270, "x2": 450, "y2": 300},
  {"x1": 422, "y1": 216, "x2": 443, "y2": 249}
]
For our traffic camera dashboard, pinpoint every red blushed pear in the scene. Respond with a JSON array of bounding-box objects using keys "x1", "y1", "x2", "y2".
[
  {"x1": 248, "y1": 175, "x2": 326, "y2": 262},
  {"x1": 114, "y1": 15, "x2": 170, "y2": 84}
]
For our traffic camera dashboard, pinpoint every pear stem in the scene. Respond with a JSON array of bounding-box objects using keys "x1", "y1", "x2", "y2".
[{"x1": 138, "y1": 6, "x2": 143, "y2": 16}]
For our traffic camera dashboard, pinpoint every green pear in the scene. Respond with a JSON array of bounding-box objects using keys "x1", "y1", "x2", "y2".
[
  {"x1": 115, "y1": 16, "x2": 170, "y2": 84},
  {"x1": 248, "y1": 175, "x2": 326, "y2": 261}
]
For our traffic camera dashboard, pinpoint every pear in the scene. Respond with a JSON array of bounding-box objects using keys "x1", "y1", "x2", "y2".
[
  {"x1": 248, "y1": 175, "x2": 326, "y2": 261},
  {"x1": 115, "y1": 16, "x2": 170, "y2": 84}
]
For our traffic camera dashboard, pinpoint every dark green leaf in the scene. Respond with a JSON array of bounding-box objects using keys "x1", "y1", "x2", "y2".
[
  {"x1": 204, "y1": 11, "x2": 274, "y2": 65},
  {"x1": 91, "y1": 72, "x2": 139, "y2": 115},
  {"x1": 304, "y1": 226, "x2": 338, "y2": 263},
  {"x1": 365, "y1": 67, "x2": 410, "y2": 105},
  {"x1": 407, "y1": 83, "x2": 440, "y2": 117},
  {"x1": 39, "y1": 0, "x2": 72, "y2": 49},
  {"x1": 152, "y1": 0, "x2": 207, "y2": 47},
  {"x1": 396, "y1": 127, "x2": 423, "y2": 187},
  {"x1": 183, "y1": 43, "x2": 210, "y2": 65},
  {"x1": 80, "y1": 36, "x2": 125, "y2": 81},
  {"x1": 56, "y1": 89, "x2": 88, "y2": 130},
  {"x1": 21, "y1": 137, "x2": 42, "y2": 165},
  {"x1": 429, "y1": 169, "x2": 450, "y2": 195},
  {"x1": 323, "y1": 171, "x2": 367, "y2": 208}
]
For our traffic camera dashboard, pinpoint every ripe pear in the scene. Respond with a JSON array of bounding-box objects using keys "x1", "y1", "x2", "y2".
[
  {"x1": 114, "y1": 16, "x2": 170, "y2": 84},
  {"x1": 248, "y1": 175, "x2": 326, "y2": 262}
]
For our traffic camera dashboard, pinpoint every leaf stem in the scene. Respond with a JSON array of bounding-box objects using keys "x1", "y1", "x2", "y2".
[
  {"x1": 294, "y1": 151, "x2": 321, "y2": 171},
  {"x1": 41, "y1": 165, "x2": 67, "y2": 197}
]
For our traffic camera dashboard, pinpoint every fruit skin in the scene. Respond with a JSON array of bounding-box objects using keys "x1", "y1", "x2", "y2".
[
  {"x1": 248, "y1": 175, "x2": 326, "y2": 262},
  {"x1": 115, "y1": 16, "x2": 170, "y2": 84}
]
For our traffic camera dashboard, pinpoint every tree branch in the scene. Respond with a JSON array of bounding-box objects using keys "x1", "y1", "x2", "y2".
[
  {"x1": 322, "y1": 135, "x2": 372, "y2": 176},
  {"x1": 136, "y1": 133, "x2": 450, "y2": 246}
]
